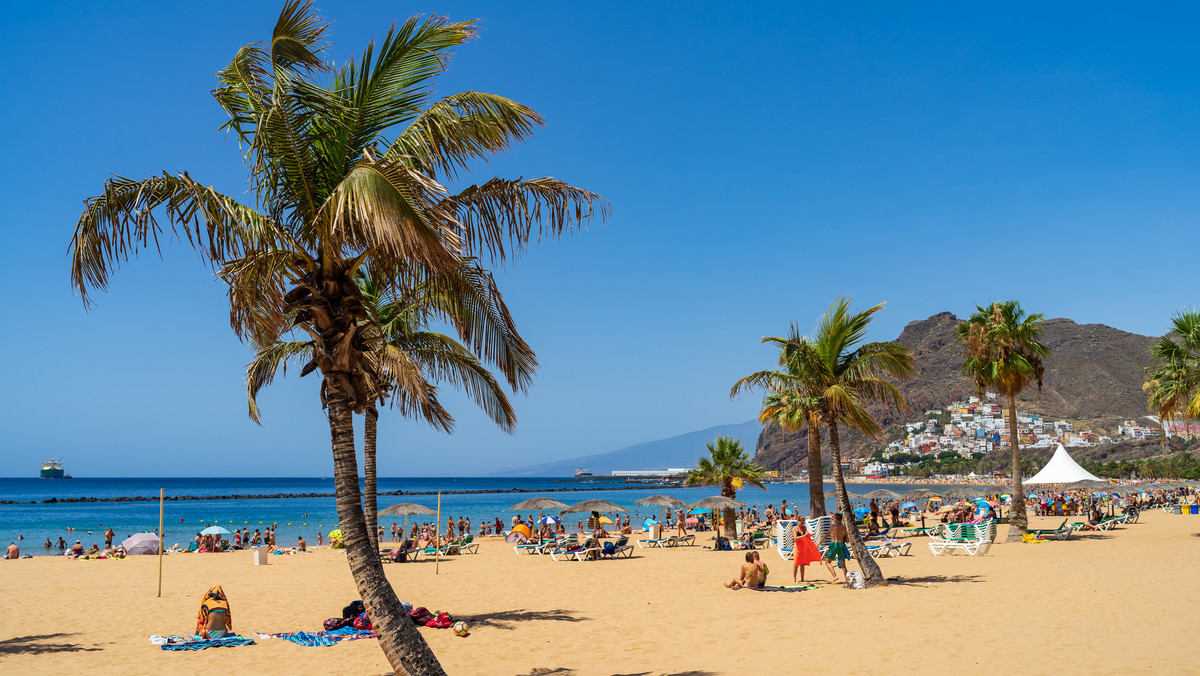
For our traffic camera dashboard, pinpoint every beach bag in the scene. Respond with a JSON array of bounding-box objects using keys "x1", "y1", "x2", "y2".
[
  {"x1": 323, "y1": 617, "x2": 352, "y2": 631},
  {"x1": 352, "y1": 612, "x2": 373, "y2": 631},
  {"x1": 426, "y1": 612, "x2": 453, "y2": 629},
  {"x1": 847, "y1": 571, "x2": 864, "y2": 589},
  {"x1": 408, "y1": 607, "x2": 434, "y2": 625},
  {"x1": 602, "y1": 542, "x2": 615, "y2": 556}
]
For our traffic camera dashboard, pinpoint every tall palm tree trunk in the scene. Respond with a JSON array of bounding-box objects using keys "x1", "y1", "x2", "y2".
[
  {"x1": 807, "y1": 416, "x2": 826, "y2": 517},
  {"x1": 720, "y1": 479, "x2": 737, "y2": 539},
  {"x1": 364, "y1": 405, "x2": 380, "y2": 553},
  {"x1": 827, "y1": 423, "x2": 885, "y2": 587},
  {"x1": 1005, "y1": 393, "x2": 1028, "y2": 542},
  {"x1": 328, "y1": 384, "x2": 445, "y2": 675}
]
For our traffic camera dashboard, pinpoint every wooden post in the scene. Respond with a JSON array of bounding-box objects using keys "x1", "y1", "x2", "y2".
[
  {"x1": 157, "y1": 488, "x2": 164, "y2": 597},
  {"x1": 435, "y1": 492, "x2": 441, "y2": 575}
]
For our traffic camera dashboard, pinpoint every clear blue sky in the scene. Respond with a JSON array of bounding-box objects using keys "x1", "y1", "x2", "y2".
[{"x1": 3, "y1": 2, "x2": 1199, "y2": 477}]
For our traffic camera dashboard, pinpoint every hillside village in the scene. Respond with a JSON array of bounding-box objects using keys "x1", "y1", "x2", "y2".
[{"x1": 862, "y1": 392, "x2": 1168, "y2": 475}]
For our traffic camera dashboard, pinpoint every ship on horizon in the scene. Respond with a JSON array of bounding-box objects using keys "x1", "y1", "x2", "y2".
[
  {"x1": 40, "y1": 458, "x2": 70, "y2": 479},
  {"x1": 574, "y1": 467, "x2": 593, "y2": 478}
]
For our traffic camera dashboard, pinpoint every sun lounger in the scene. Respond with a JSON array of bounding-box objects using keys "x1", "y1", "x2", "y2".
[
  {"x1": 457, "y1": 535, "x2": 478, "y2": 554},
  {"x1": 927, "y1": 522, "x2": 993, "y2": 557},
  {"x1": 666, "y1": 534, "x2": 695, "y2": 547},
  {"x1": 1029, "y1": 519, "x2": 1068, "y2": 538},
  {"x1": 638, "y1": 537, "x2": 671, "y2": 548},
  {"x1": 550, "y1": 545, "x2": 600, "y2": 561},
  {"x1": 602, "y1": 537, "x2": 634, "y2": 559},
  {"x1": 867, "y1": 542, "x2": 911, "y2": 558}
]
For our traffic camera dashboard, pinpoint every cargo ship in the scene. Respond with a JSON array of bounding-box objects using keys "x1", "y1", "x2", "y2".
[
  {"x1": 574, "y1": 467, "x2": 593, "y2": 478},
  {"x1": 40, "y1": 459, "x2": 69, "y2": 479}
]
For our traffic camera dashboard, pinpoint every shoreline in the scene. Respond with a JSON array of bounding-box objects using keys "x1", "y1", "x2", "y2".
[{"x1": 0, "y1": 482, "x2": 680, "y2": 505}]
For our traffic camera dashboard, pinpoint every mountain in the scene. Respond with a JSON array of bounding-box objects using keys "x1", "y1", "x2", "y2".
[
  {"x1": 494, "y1": 420, "x2": 762, "y2": 477},
  {"x1": 752, "y1": 312, "x2": 1159, "y2": 470}
]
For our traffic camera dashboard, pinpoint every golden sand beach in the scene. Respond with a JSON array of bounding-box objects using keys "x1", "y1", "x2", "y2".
[{"x1": 2, "y1": 510, "x2": 1198, "y2": 675}]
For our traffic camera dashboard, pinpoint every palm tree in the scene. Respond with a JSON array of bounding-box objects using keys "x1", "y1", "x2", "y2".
[
  {"x1": 246, "y1": 262, "x2": 529, "y2": 553},
  {"x1": 684, "y1": 436, "x2": 768, "y2": 538},
  {"x1": 69, "y1": 5, "x2": 606, "y2": 674},
  {"x1": 1145, "y1": 310, "x2": 1200, "y2": 444},
  {"x1": 799, "y1": 298, "x2": 915, "y2": 587},
  {"x1": 731, "y1": 327, "x2": 827, "y2": 516},
  {"x1": 956, "y1": 301, "x2": 1049, "y2": 543}
]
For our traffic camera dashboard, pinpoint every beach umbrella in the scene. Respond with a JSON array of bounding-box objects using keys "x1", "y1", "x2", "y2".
[
  {"x1": 689, "y1": 507, "x2": 711, "y2": 515},
  {"x1": 845, "y1": 491, "x2": 865, "y2": 500},
  {"x1": 200, "y1": 526, "x2": 230, "y2": 536},
  {"x1": 853, "y1": 505, "x2": 870, "y2": 517},
  {"x1": 512, "y1": 497, "x2": 570, "y2": 526},
  {"x1": 635, "y1": 494, "x2": 688, "y2": 526},
  {"x1": 1063, "y1": 480, "x2": 1108, "y2": 491},
  {"x1": 561, "y1": 499, "x2": 629, "y2": 532},
  {"x1": 328, "y1": 529, "x2": 342, "y2": 540},
  {"x1": 901, "y1": 501, "x2": 916, "y2": 509},
  {"x1": 642, "y1": 517, "x2": 659, "y2": 529},
  {"x1": 901, "y1": 488, "x2": 939, "y2": 500},
  {"x1": 689, "y1": 496, "x2": 747, "y2": 534},
  {"x1": 863, "y1": 489, "x2": 901, "y2": 500},
  {"x1": 539, "y1": 516, "x2": 559, "y2": 525},
  {"x1": 598, "y1": 516, "x2": 614, "y2": 524},
  {"x1": 121, "y1": 532, "x2": 160, "y2": 556},
  {"x1": 560, "y1": 499, "x2": 629, "y2": 514},
  {"x1": 378, "y1": 502, "x2": 437, "y2": 538}
]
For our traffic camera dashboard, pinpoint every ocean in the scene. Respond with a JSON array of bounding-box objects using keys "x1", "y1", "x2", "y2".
[{"x1": 0, "y1": 476, "x2": 916, "y2": 556}]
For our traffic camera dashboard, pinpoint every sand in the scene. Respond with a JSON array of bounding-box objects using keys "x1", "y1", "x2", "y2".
[{"x1": 2, "y1": 510, "x2": 1198, "y2": 675}]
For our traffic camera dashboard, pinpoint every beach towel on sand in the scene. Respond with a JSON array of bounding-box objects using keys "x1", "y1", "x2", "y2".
[
  {"x1": 737, "y1": 584, "x2": 819, "y2": 592},
  {"x1": 256, "y1": 628, "x2": 377, "y2": 647},
  {"x1": 156, "y1": 635, "x2": 255, "y2": 650}
]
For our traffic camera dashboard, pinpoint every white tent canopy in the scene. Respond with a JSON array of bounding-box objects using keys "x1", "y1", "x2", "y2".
[{"x1": 1025, "y1": 444, "x2": 1102, "y2": 484}]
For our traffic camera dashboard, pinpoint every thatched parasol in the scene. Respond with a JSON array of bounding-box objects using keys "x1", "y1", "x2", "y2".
[
  {"x1": 901, "y1": 488, "x2": 939, "y2": 500},
  {"x1": 862, "y1": 489, "x2": 901, "y2": 500},
  {"x1": 511, "y1": 497, "x2": 571, "y2": 527},
  {"x1": 635, "y1": 494, "x2": 688, "y2": 526},
  {"x1": 378, "y1": 502, "x2": 437, "y2": 540},
  {"x1": 1063, "y1": 480, "x2": 1109, "y2": 491},
  {"x1": 511, "y1": 497, "x2": 569, "y2": 511},
  {"x1": 689, "y1": 495, "x2": 747, "y2": 535},
  {"x1": 689, "y1": 495, "x2": 747, "y2": 511}
]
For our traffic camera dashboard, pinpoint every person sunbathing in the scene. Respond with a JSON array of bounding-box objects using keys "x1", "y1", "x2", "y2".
[
  {"x1": 68, "y1": 541, "x2": 84, "y2": 558},
  {"x1": 197, "y1": 585, "x2": 233, "y2": 639},
  {"x1": 725, "y1": 551, "x2": 768, "y2": 589}
]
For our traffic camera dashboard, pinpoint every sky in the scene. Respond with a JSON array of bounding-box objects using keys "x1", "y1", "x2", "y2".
[{"x1": 2, "y1": 2, "x2": 1199, "y2": 477}]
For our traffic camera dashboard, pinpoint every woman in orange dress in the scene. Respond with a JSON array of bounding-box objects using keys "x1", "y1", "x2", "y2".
[{"x1": 791, "y1": 519, "x2": 824, "y2": 583}]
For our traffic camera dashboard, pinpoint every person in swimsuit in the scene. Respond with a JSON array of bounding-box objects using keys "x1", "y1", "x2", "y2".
[
  {"x1": 675, "y1": 509, "x2": 688, "y2": 537},
  {"x1": 791, "y1": 519, "x2": 827, "y2": 583},
  {"x1": 725, "y1": 551, "x2": 768, "y2": 589},
  {"x1": 822, "y1": 513, "x2": 851, "y2": 584},
  {"x1": 197, "y1": 585, "x2": 232, "y2": 639}
]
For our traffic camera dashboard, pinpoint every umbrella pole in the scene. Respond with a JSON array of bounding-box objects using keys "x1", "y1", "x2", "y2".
[
  {"x1": 157, "y1": 488, "x2": 164, "y2": 598},
  {"x1": 435, "y1": 492, "x2": 441, "y2": 575}
]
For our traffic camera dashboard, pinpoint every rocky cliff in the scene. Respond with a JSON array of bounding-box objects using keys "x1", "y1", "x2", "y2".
[{"x1": 752, "y1": 312, "x2": 1159, "y2": 470}]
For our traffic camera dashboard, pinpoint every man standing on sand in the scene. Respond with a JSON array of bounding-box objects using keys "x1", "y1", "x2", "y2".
[
  {"x1": 822, "y1": 513, "x2": 851, "y2": 584},
  {"x1": 6, "y1": 542, "x2": 19, "y2": 559}
]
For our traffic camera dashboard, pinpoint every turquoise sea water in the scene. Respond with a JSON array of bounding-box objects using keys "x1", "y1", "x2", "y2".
[{"x1": 0, "y1": 476, "x2": 917, "y2": 556}]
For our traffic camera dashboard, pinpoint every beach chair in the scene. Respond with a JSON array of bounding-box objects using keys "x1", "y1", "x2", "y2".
[
  {"x1": 637, "y1": 536, "x2": 671, "y2": 548},
  {"x1": 867, "y1": 542, "x2": 912, "y2": 558},
  {"x1": 1029, "y1": 519, "x2": 1068, "y2": 538},
  {"x1": 602, "y1": 536, "x2": 633, "y2": 559},
  {"x1": 457, "y1": 535, "x2": 479, "y2": 554},
  {"x1": 666, "y1": 534, "x2": 696, "y2": 547},
  {"x1": 927, "y1": 523, "x2": 992, "y2": 557}
]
